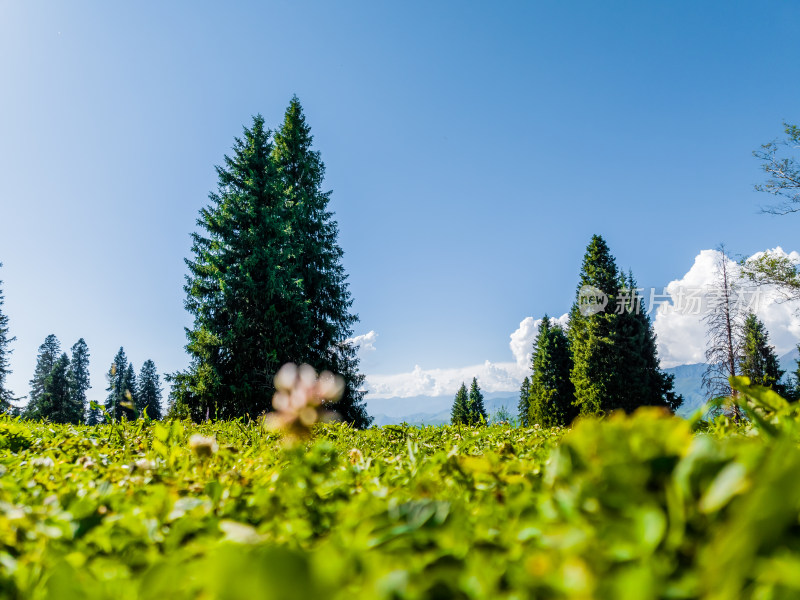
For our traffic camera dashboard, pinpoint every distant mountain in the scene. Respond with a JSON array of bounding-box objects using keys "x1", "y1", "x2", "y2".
[
  {"x1": 365, "y1": 349, "x2": 800, "y2": 426},
  {"x1": 367, "y1": 393, "x2": 517, "y2": 426}
]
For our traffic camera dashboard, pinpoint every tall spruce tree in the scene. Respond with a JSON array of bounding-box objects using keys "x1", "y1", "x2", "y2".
[
  {"x1": 529, "y1": 316, "x2": 576, "y2": 427},
  {"x1": 26, "y1": 334, "x2": 61, "y2": 418},
  {"x1": 568, "y1": 235, "x2": 681, "y2": 416},
  {"x1": 68, "y1": 338, "x2": 90, "y2": 422},
  {"x1": 106, "y1": 348, "x2": 135, "y2": 421},
  {"x1": 172, "y1": 101, "x2": 370, "y2": 427},
  {"x1": 171, "y1": 114, "x2": 299, "y2": 420},
  {"x1": 271, "y1": 97, "x2": 370, "y2": 427},
  {"x1": 0, "y1": 264, "x2": 15, "y2": 412},
  {"x1": 739, "y1": 313, "x2": 786, "y2": 394},
  {"x1": 137, "y1": 360, "x2": 163, "y2": 420},
  {"x1": 467, "y1": 377, "x2": 487, "y2": 425},
  {"x1": 517, "y1": 376, "x2": 531, "y2": 427},
  {"x1": 451, "y1": 382, "x2": 469, "y2": 425}
]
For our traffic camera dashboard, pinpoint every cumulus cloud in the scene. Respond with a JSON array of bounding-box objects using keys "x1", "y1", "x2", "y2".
[
  {"x1": 509, "y1": 313, "x2": 570, "y2": 368},
  {"x1": 653, "y1": 247, "x2": 800, "y2": 367},
  {"x1": 345, "y1": 330, "x2": 378, "y2": 353},
  {"x1": 364, "y1": 314, "x2": 568, "y2": 399}
]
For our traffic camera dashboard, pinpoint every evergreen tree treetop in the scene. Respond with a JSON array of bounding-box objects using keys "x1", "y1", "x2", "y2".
[
  {"x1": 739, "y1": 313, "x2": 784, "y2": 392},
  {"x1": 468, "y1": 377, "x2": 487, "y2": 425},
  {"x1": 575, "y1": 234, "x2": 621, "y2": 303}
]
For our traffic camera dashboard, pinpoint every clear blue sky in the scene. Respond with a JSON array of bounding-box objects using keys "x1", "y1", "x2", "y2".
[{"x1": 1, "y1": 1, "x2": 798, "y2": 403}]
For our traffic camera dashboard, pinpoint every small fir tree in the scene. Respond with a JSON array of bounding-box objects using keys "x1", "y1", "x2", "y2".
[
  {"x1": 68, "y1": 338, "x2": 90, "y2": 422},
  {"x1": 529, "y1": 316, "x2": 576, "y2": 427},
  {"x1": 739, "y1": 313, "x2": 786, "y2": 394},
  {"x1": 106, "y1": 348, "x2": 135, "y2": 421},
  {"x1": 26, "y1": 334, "x2": 61, "y2": 418},
  {"x1": 467, "y1": 377, "x2": 487, "y2": 425},
  {"x1": 451, "y1": 382, "x2": 469, "y2": 425},
  {"x1": 517, "y1": 376, "x2": 531, "y2": 427},
  {"x1": 137, "y1": 360, "x2": 163, "y2": 420}
]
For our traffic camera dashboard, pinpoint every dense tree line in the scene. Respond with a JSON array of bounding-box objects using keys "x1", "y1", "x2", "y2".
[
  {"x1": 518, "y1": 235, "x2": 682, "y2": 427},
  {"x1": 16, "y1": 335, "x2": 162, "y2": 424},
  {"x1": 170, "y1": 97, "x2": 370, "y2": 428}
]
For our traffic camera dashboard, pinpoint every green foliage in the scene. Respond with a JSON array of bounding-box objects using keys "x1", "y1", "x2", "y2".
[
  {"x1": 5, "y1": 387, "x2": 800, "y2": 598},
  {"x1": 529, "y1": 315, "x2": 576, "y2": 427},
  {"x1": 754, "y1": 121, "x2": 800, "y2": 215},
  {"x1": 450, "y1": 382, "x2": 469, "y2": 424},
  {"x1": 0, "y1": 263, "x2": 15, "y2": 412},
  {"x1": 517, "y1": 376, "x2": 530, "y2": 427},
  {"x1": 173, "y1": 100, "x2": 369, "y2": 427}
]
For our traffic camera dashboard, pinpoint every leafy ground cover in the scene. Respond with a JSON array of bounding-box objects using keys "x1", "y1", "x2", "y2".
[{"x1": 2, "y1": 380, "x2": 800, "y2": 599}]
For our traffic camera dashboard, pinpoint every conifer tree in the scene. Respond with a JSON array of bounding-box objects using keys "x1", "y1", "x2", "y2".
[
  {"x1": 137, "y1": 360, "x2": 162, "y2": 420},
  {"x1": 172, "y1": 101, "x2": 370, "y2": 427},
  {"x1": 739, "y1": 313, "x2": 786, "y2": 394},
  {"x1": 36, "y1": 353, "x2": 82, "y2": 423},
  {"x1": 86, "y1": 402, "x2": 102, "y2": 426},
  {"x1": 451, "y1": 382, "x2": 469, "y2": 425},
  {"x1": 106, "y1": 348, "x2": 135, "y2": 421},
  {"x1": 0, "y1": 264, "x2": 16, "y2": 412},
  {"x1": 271, "y1": 97, "x2": 370, "y2": 427},
  {"x1": 517, "y1": 376, "x2": 531, "y2": 427},
  {"x1": 68, "y1": 338, "x2": 90, "y2": 422},
  {"x1": 25, "y1": 334, "x2": 61, "y2": 418},
  {"x1": 568, "y1": 235, "x2": 681, "y2": 415},
  {"x1": 467, "y1": 377, "x2": 487, "y2": 425},
  {"x1": 529, "y1": 316, "x2": 576, "y2": 427}
]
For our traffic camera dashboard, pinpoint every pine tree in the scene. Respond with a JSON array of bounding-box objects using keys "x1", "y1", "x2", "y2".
[
  {"x1": 0, "y1": 264, "x2": 16, "y2": 412},
  {"x1": 172, "y1": 101, "x2": 370, "y2": 427},
  {"x1": 68, "y1": 338, "x2": 90, "y2": 422},
  {"x1": 137, "y1": 360, "x2": 163, "y2": 420},
  {"x1": 25, "y1": 334, "x2": 61, "y2": 418},
  {"x1": 467, "y1": 377, "x2": 487, "y2": 425},
  {"x1": 86, "y1": 402, "x2": 102, "y2": 426},
  {"x1": 517, "y1": 376, "x2": 531, "y2": 427},
  {"x1": 171, "y1": 114, "x2": 305, "y2": 421},
  {"x1": 106, "y1": 348, "x2": 135, "y2": 421},
  {"x1": 739, "y1": 313, "x2": 786, "y2": 394},
  {"x1": 569, "y1": 235, "x2": 681, "y2": 416},
  {"x1": 529, "y1": 316, "x2": 576, "y2": 427},
  {"x1": 271, "y1": 97, "x2": 370, "y2": 427},
  {"x1": 451, "y1": 382, "x2": 469, "y2": 425}
]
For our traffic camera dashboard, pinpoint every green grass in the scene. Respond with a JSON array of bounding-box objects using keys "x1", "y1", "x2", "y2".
[{"x1": 2, "y1": 389, "x2": 800, "y2": 599}]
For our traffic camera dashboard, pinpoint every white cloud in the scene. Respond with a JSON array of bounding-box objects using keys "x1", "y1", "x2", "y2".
[
  {"x1": 653, "y1": 248, "x2": 800, "y2": 367},
  {"x1": 509, "y1": 313, "x2": 569, "y2": 368},
  {"x1": 364, "y1": 314, "x2": 568, "y2": 399},
  {"x1": 345, "y1": 330, "x2": 378, "y2": 353}
]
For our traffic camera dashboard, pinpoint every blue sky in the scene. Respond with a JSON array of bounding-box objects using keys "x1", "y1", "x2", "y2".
[{"x1": 1, "y1": 1, "x2": 799, "y2": 404}]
